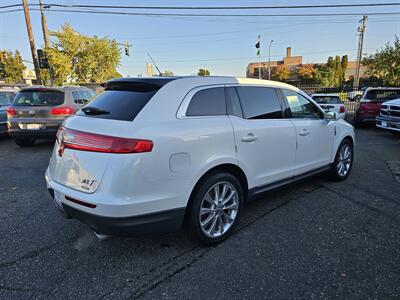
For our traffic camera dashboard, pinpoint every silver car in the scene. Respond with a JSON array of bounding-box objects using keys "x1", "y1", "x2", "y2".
[
  {"x1": 7, "y1": 86, "x2": 95, "y2": 146},
  {"x1": 0, "y1": 87, "x2": 19, "y2": 135}
]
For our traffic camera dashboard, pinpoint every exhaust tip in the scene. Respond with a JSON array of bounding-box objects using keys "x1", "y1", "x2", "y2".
[{"x1": 93, "y1": 231, "x2": 112, "y2": 241}]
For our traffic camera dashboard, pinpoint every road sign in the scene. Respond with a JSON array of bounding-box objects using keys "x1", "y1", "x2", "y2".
[{"x1": 23, "y1": 69, "x2": 37, "y2": 80}]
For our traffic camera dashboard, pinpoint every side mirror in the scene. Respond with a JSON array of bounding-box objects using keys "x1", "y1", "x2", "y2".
[
  {"x1": 325, "y1": 111, "x2": 337, "y2": 121},
  {"x1": 354, "y1": 95, "x2": 362, "y2": 102}
]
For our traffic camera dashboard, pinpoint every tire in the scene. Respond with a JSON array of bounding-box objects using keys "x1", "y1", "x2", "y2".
[
  {"x1": 189, "y1": 172, "x2": 244, "y2": 245},
  {"x1": 14, "y1": 137, "x2": 36, "y2": 147},
  {"x1": 330, "y1": 139, "x2": 354, "y2": 181},
  {"x1": 353, "y1": 118, "x2": 362, "y2": 128},
  {"x1": 390, "y1": 130, "x2": 400, "y2": 136}
]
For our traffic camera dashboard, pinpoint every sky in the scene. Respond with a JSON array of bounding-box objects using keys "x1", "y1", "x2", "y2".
[{"x1": 1, "y1": 0, "x2": 400, "y2": 77}]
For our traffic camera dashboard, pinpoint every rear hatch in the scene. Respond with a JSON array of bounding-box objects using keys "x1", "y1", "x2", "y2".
[
  {"x1": 10, "y1": 88, "x2": 69, "y2": 129},
  {"x1": 48, "y1": 78, "x2": 174, "y2": 193},
  {"x1": 361, "y1": 89, "x2": 400, "y2": 115},
  {"x1": 313, "y1": 95, "x2": 344, "y2": 115}
]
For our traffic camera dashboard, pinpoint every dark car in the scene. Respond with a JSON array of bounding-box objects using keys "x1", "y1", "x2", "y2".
[
  {"x1": 7, "y1": 86, "x2": 95, "y2": 146},
  {"x1": 0, "y1": 88, "x2": 18, "y2": 135},
  {"x1": 354, "y1": 87, "x2": 400, "y2": 127}
]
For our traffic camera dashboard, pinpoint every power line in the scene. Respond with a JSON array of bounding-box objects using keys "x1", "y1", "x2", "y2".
[
  {"x1": 26, "y1": 8, "x2": 400, "y2": 18},
  {"x1": 32, "y1": 2, "x2": 400, "y2": 10}
]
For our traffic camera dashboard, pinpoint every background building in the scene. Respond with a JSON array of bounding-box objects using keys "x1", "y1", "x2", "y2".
[{"x1": 246, "y1": 47, "x2": 368, "y2": 83}]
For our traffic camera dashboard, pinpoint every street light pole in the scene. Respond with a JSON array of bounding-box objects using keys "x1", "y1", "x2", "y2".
[{"x1": 268, "y1": 40, "x2": 274, "y2": 80}]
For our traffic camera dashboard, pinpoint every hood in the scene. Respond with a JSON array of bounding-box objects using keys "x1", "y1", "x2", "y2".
[{"x1": 383, "y1": 98, "x2": 400, "y2": 106}]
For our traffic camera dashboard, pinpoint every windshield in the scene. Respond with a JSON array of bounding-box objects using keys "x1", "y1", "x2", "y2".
[
  {"x1": 364, "y1": 89, "x2": 400, "y2": 102},
  {"x1": 0, "y1": 92, "x2": 16, "y2": 106},
  {"x1": 313, "y1": 96, "x2": 342, "y2": 104},
  {"x1": 13, "y1": 90, "x2": 65, "y2": 107}
]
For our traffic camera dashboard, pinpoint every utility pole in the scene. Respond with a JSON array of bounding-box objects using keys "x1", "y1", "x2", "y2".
[
  {"x1": 39, "y1": 0, "x2": 53, "y2": 85},
  {"x1": 22, "y1": 0, "x2": 41, "y2": 84},
  {"x1": 39, "y1": 0, "x2": 50, "y2": 48},
  {"x1": 354, "y1": 15, "x2": 367, "y2": 91},
  {"x1": 268, "y1": 40, "x2": 274, "y2": 80}
]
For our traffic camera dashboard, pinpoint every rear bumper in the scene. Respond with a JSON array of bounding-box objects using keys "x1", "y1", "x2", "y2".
[
  {"x1": 376, "y1": 116, "x2": 400, "y2": 132},
  {"x1": 0, "y1": 123, "x2": 7, "y2": 134},
  {"x1": 45, "y1": 168, "x2": 186, "y2": 236},
  {"x1": 8, "y1": 118, "x2": 63, "y2": 137},
  {"x1": 61, "y1": 203, "x2": 185, "y2": 236},
  {"x1": 8, "y1": 128, "x2": 58, "y2": 137}
]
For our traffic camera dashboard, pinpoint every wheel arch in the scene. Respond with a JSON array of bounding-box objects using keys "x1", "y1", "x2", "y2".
[{"x1": 182, "y1": 163, "x2": 249, "y2": 227}]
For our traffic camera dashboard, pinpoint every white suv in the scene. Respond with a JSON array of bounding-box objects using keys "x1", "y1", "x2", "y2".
[{"x1": 46, "y1": 77, "x2": 355, "y2": 244}]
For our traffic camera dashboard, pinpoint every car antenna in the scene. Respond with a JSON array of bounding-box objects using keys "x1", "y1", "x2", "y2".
[{"x1": 147, "y1": 53, "x2": 163, "y2": 77}]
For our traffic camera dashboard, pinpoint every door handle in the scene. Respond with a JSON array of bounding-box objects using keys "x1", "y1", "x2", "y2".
[
  {"x1": 299, "y1": 129, "x2": 310, "y2": 136},
  {"x1": 241, "y1": 133, "x2": 258, "y2": 142}
]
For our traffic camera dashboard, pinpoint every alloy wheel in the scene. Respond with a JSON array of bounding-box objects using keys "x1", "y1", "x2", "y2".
[
  {"x1": 336, "y1": 144, "x2": 352, "y2": 177},
  {"x1": 199, "y1": 181, "x2": 239, "y2": 238}
]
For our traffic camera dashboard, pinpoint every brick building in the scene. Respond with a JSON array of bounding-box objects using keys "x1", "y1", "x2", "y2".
[{"x1": 246, "y1": 47, "x2": 368, "y2": 82}]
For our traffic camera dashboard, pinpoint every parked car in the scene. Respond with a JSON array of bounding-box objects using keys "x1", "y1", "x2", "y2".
[
  {"x1": 354, "y1": 87, "x2": 400, "y2": 127},
  {"x1": 376, "y1": 98, "x2": 400, "y2": 134},
  {"x1": 7, "y1": 86, "x2": 95, "y2": 146},
  {"x1": 311, "y1": 93, "x2": 346, "y2": 120},
  {"x1": 0, "y1": 87, "x2": 19, "y2": 135},
  {"x1": 45, "y1": 77, "x2": 355, "y2": 244}
]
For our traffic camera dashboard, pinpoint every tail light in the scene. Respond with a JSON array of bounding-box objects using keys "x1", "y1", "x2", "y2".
[
  {"x1": 339, "y1": 105, "x2": 345, "y2": 113},
  {"x1": 57, "y1": 127, "x2": 153, "y2": 154},
  {"x1": 6, "y1": 107, "x2": 16, "y2": 117},
  {"x1": 50, "y1": 106, "x2": 75, "y2": 115}
]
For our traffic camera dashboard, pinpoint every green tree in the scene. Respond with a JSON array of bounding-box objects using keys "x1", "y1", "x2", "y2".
[
  {"x1": 47, "y1": 23, "x2": 121, "y2": 85},
  {"x1": 197, "y1": 68, "x2": 210, "y2": 76},
  {"x1": 363, "y1": 36, "x2": 400, "y2": 86},
  {"x1": 0, "y1": 50, "x2": 26, "y2": 83},
  {"x1": 272, "y1": 65, "x2": 290, "y2": 81},
  {"x1": 162, "y1": 70, "x2": 174, "y2": 76},
  {"x1": 297, "y1": 64, "x2": 316, "y2": 82},
  {"x1": 341, "y1": 55, "x2": 348, "y2": 82}
]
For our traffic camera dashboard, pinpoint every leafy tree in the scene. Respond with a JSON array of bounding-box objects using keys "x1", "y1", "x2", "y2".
[
  {"x1": 272, "y1": 65, "x2": 290, "y2": 81},
  {"x1": 197, "y1": 68, "x2": 210, "y2": 76},
  {"x1": 297, "y1": 64, "x2": 315, "y2": 82},
  {"x1": 47, "y1": 23, "x2": 121, "y2": 85},
  {"x1": 314, "y1": 55, "x2": 348, "y2": 86},
  {"x1": 363, "y1": 36, "x2": 400, "y2": 86},
  {"x1": 0, "y1": 50, "x2": 26, "y2": 83},
  {"x1": 162, "y1": 70, "x2": 174, "y2": 76}
]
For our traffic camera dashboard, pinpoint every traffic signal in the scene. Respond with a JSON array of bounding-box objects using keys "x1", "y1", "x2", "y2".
[
  {"x1": 37, "y1": 49, "x2": 49, "y2": 69},
  {"x1": 125, "y1": 43, "x2": 130, "y2": 56}
]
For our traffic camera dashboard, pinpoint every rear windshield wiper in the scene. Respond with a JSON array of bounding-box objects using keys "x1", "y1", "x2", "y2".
[{"x1": 81, "y1": 107, "x2": 110, "y2": 115}]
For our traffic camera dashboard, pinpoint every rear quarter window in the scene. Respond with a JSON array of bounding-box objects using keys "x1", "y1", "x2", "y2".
[{"x1": 186, "y1": 87, "x2": 226, "y2": 116}]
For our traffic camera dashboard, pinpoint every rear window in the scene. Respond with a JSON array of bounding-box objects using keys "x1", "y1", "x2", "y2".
[
  {"x1": 13, "y1": 90, "x2": 64, "y2": 107},
  {"x1": 312, "y1": 96, "x2": 342, "y2": 104},
  {"x1": 186, "y1": 87, "x2": 226, "y2": 116},
  {"x1": 365, "y1": 89, "x2": 400, "y2": 102},
  {"x1": 76, "y1": 89, "x2": 157, "y2": 121},
  {"x1": 0, "y1": 92, "x2": 15, "y2": 105}
]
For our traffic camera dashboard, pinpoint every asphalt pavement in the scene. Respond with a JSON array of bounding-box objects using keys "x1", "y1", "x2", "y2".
[{"x1": 1, "y1": 126, "x2": 400, "y2": 299}]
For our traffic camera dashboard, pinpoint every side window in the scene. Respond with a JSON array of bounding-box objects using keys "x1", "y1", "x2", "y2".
[
  {"x1": 282, "y1": 89, "x2": 323, "y2": 119},
  {"x1": 72, "y1": 91, "x2": 87, "y2": 104},
  {"x1": 226, "y1": 87, "x2": 243, "y2": 118},
  {"x1": 236, "y1": 86, "x2": 283, "y2": 119},
  {"x1": 186, "y1": 87, "x2": 226, "y2": 116}
]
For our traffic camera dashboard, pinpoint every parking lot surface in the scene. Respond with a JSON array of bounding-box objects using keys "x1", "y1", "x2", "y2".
[{"x1": 1, "y1": 127, "x2": 400, "y2": 299}]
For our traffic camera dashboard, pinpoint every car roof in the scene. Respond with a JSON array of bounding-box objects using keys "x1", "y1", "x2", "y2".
[
  {"x1": 105, "y1": 76, "x2": 299, "y2": 91},
  {"x1": 19, "y1": 85, "x2": 92, "y2": 92},
  {"x1": 365, "y1": 87, "x2": 400, "y2": 91},
  {"x1": 311, "y1": 93, "x2": 340, "y2": 97}
]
